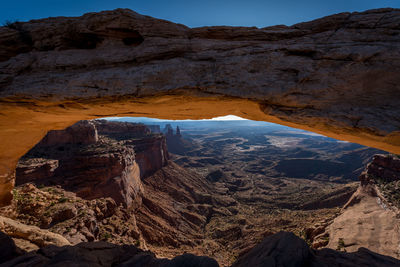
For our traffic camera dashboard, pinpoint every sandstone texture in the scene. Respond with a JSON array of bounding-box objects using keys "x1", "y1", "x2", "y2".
[
  {"x1": 316, "y1": 154, "x2": 400, "y2": 258},
  {"x1": 0, "y1": 8, "x2": 400, "y2": 205},
  {"x1": 0, "y1": 215, "x2": 70, "y2": 248},
  {"x1": 0, "y1": 183, "x2": 143, "y2": 246},
  {"x1": 360, "y1": 154, "x2": 400, "y2": 185},
  {"x1": 3, "y1": 120, "x2": 400, "y2": 266},
  {"x1": 36, "y1": 120, "x2": 99, "y2": 147},
  {"x1": 232, "y1": 231, "x2": 400, "y2": 267},
  {"x1": 15, "y1": 120, "x2": 168, "y2": 207},
  {"x1": 2, "y1": 230, "x2": 399, "y2": 266}
]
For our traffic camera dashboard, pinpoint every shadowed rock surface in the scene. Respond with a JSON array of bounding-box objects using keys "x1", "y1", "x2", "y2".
[
  {"x1": 0, "y1": 240, "x2": 219, "y2": 267},
  {"x1": 2, "y1": 231, "x2": 399, "y2": 267},
  {"x1": 232, "y1": 232, "x2": 400, "y2": 267},
  {"x1": 0, "y1": 231, "x2": 23, "y2": 264},
  {"x1": 1, "y1": 8, "x2": 400, "y2": 205}
]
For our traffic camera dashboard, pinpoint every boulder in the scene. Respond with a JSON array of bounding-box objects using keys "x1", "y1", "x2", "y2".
[
  {"x1": 1, "y1": 241, "x2": 219, "y2": 267},
  {"x1": 0, "y1": 215, "x2": 70, "y2": 247},
  {"x1": 232, "y1": 231, "x2": 400, "y2": 267},
  {"x1": 0, "y1": 231, "x2": 22, "y2": 263}
]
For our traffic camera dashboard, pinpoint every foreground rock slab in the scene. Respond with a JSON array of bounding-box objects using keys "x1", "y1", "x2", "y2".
[
  {"x1": 232, "y1": 232, "x2": 400, "y2": 267},
  {"x1": 1, "y1": 240, "x2": 219, "y2": 267},
  {"x1": 0, "y1": 8, "x2": 400, "y2": 205},
  {"x1": 0, "y1": 216, "x2": 70, "y2": 249},
  {"x1": 323, "y1": 154, "x2": 400, "y2": 258},
  {"x1": 2, "y1": 231, "x2": 399, "y2": 267}
]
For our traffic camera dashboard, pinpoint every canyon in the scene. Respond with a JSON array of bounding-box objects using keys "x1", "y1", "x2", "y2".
[
  {"x1": 1, "y1": 8, "x2": 400, "y2": 205},
  {"x1": 1, "y1": 119, "x2": 400, "y2": 266}
]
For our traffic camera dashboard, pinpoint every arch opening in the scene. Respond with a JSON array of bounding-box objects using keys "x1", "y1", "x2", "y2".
[
  {"x1": 2, "y1": 113, "x2": 398, "y2": 265},
  {"x1": 0, "y1": 94, "x2": 399, "y2": 206}
]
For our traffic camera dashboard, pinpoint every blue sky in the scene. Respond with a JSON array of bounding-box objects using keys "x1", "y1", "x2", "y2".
[{"x1": 1, "y1": 0, "x2": 399, "y2": 28}]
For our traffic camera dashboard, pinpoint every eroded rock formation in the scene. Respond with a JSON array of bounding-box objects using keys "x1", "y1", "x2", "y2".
[
  {"x1": 312, "y1": 154, "x2": 400, "y2": 258},
  {"x1": 2, "y1": 230, "x2": 399, "y2": 267},
  {"x1": 360, "y1": 154, "x2": 400, "y2": 186},
  {"x1": 0, "y1": 8, "x2": 399, "y2": 204},
  {"x1": 16, "y1": 120, "x2": 168, "y2": 207},
  {"x1": 232, "y1": 232, "x2": 400, "y2": 267}
]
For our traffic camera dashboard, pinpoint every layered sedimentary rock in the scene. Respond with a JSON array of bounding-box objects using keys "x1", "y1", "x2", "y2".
[
  {"x1": 315, "y1": 154, "x2": 400, "y2": 258},
  {"x1": 16, "y1": 120, "x2": 168, "y2": 207},
  {"x1": 359, "y1": 154, "x2": 400, "y2": 185},
  {"x1": 93, "y1": 119, "x2": 169, "y2": 178},
  {"x1": 36, "y1": 120, "x2": 98, "y2": 147},
  {"x1": 0, "y1": 8, "x2": 400, "y2": 205}
]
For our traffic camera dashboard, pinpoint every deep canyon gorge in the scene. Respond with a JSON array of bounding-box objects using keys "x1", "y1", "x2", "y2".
[
  {"x1": 0, "y1": 7, "x2": 400, "y2": 267},
  {"x1": 1, "y1": 119, "x2": 400, "y2": 266}
]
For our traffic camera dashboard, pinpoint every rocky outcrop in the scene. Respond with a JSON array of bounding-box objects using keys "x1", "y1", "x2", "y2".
[
  {"x1": 164, "y1": 125, "x2": 191, "y2": 155},
  {"x1": 128, "y1": 135, "x2": 169, "y2": 178},
  {"x1": 232, "y1": 231, "x2": 400, "y2": 267},
  {"x1": 16, "y1": 159, "x2": 58, "y2": 185},
  {"x1": 360, "y1": 154, "x2": 400, "y2": 186},
  {"x1": 315, "y1": 154, "x2": 400, "y2": 258},
  {"x1": 2, "y1": 231, "x2": 400, "y2": 267},
  {"x1": 36, "y1": 120, "x2": 98, "y2": 147},
  {"x1": 0, "y1": 215, "x2": 70, "y2": 248},
  {"x1": 0, "y1": 183, "x2": 141, "y2": 246},
  {"x1": 94, "y1": 120, "x2": 151, "y2": 138},
  {"x1": 1, "y1": 162, "x2": 220, "y2": 261},
  {"x1": 1, "y1": 8, "x2": 400, "y2": 205},
  {"x1": 135, "y1": 162, "x2": 215, "y2": 249},
  {"x1": 0, "y1": 241, "x2": 219, "y2": 267},
  {"x1": 147, "y1": 125, "x2": 161, "y2": 133},
  {"x1": 15, "y1": 120, "x2": 169, "y2": 207},
  {"x1": 0, "y1": 231, "x2": 23, "y2": 264}
]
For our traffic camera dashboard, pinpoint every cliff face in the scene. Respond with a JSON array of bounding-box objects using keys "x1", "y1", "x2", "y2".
[
  {"x1": 36, "y1": 120, "x2": 98, "y2": 147},
  {"x1": 93, "y1": 119, "x2": 169, "y2": 178},
  {"x1": 16, "y1": 120, "x2": 169, "y2": 207},
  {"x1": 360, "y1": 154, "x2": 400, "y2": 186},
  {"x1": 316, "y1": 154, "x2": 400, "y2": 258},
  {"x1": 128, "y1": 136, "x2": 169, "y2": 178}
]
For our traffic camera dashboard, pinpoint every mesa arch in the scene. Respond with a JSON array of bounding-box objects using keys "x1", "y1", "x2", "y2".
[{"x1": 0, "y1": 8, "x2": 400, "y2": 206}]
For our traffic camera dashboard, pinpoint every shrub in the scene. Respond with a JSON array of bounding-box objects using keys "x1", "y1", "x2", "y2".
[
  {"x1": 337, "y1": 238, "x2": 345, "y2": 251},
  {"x1": 58, "y1": 197, "x2": 68, "y2": 203}
]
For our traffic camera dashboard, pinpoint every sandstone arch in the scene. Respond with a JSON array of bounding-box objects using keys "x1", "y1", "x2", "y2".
[{"x1": 0, "y1": 8, "x2": 400, "y2": 205}]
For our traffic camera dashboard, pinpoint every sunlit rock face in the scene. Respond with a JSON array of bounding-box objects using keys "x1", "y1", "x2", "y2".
[
  {"x1": 0, "y1": 8, "x2": 400, "y2": 205},
  {"x1": 15, "y1": 120, "x2": 169, "y2": 207},
  {"x1": 232, "y1": 232, "x2": 400, "y2": 267},
  {"x1": 319, "y1": 154, "x2": 400, "y2": 259},
  {"x1": 35, "y1": 121, "x2": 99, "y2": 147}
]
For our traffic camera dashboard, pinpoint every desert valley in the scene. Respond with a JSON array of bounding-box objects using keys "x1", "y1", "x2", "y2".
[{"x1": 1, "y1": 118, "x2": 400, "y2": 266}]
